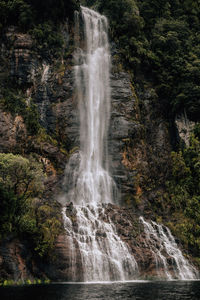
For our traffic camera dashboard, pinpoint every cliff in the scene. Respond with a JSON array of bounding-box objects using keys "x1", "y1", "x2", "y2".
[{"x1": 0, "y1": 0, "x2": 199, "y2": 282}]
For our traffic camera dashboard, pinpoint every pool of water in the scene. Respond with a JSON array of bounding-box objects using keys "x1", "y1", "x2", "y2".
[{"x1": 1, "y1": 281, "x2": 200, "y2": 300}]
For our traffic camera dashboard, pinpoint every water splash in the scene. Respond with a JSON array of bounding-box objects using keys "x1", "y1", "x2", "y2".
[
  {"x1": 139, "y1": 217, "x2": 198, "y2": 280},
  {"x1": 63, "y1": 205, "x2": 138, "y2": 282}
]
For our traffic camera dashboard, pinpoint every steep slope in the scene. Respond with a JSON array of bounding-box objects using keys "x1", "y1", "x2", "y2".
[{"x1": 0, "y1": 0, "x2": 199, "y2": 282}]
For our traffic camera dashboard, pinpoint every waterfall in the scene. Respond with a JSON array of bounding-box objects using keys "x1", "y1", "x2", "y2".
[
  {"x1": 140, "y1": 217, "x2": 198, "y2": 280},
  {"x1": 63, "y1": 205, "x2": 138, "y2": 282},
  {"x1": 40, "y1": 62, "x2": 50, "y2": 125},
  {"x1": 67, "y1": 6, "x2": 116, "y2": 205},
  {"x1": 61, "y1": 6, "x2": 198, "y2": 282},
  {"x1": 61, "y1": 6, "x2": 138, "y2": 282}
]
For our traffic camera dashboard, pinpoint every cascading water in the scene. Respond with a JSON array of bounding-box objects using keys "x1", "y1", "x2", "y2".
[
  {"x1": 65, "y1": 6, "x2": 115, "y2": 205},
  {"x1": 139, "y1": 217, "x2": 198, "y2": 280},
  {"x1": 40, "y1": 63, "x2": 50, "y2": 125},
  {"x1": 61, "y1": 6, "x2": 198, "y2": 282},
  {"x1": 61, "y1": 6, "x2": 138, "y2": 282},
  {"x1": 63, "y1": 205, "x2": 138, "y2": 282}
]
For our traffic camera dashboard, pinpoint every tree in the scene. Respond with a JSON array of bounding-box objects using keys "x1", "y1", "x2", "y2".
[{"x1": 0, "y1": 153, "x2": 44, "y2": 199}]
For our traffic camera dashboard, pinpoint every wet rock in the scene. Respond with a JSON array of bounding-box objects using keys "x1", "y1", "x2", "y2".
[
  {"x1": 0, "y1": 238, "x2": 39, "y2": 281},
  {"x1": 108, "y1": 71, "x2": 140, "y2": 203},
  {"x1": 42, "y1": 234, "x2": 84, "y2": 282},
  {"x1": 5, "y1": 31, "x2": 38, "y2": 86}
]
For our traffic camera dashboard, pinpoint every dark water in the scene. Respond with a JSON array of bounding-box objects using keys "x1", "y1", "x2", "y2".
[{"x1": 1, "y1": 281, "x2": 200, "y2": 300}]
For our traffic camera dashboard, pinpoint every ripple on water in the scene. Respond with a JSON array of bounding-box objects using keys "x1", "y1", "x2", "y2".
[{"x1": 1, "y1": 281, "x2": 200, "y2": 300}]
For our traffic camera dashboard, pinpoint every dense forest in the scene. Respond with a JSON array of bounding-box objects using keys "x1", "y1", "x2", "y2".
[
  {"x1": 0, "y1": 0, "x2": 79, "y2": 260},
  {"x1": 0, "y1": 0, "x2": 200, "y2": 281}
]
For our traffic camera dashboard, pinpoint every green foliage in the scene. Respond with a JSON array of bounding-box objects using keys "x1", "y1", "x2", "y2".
[
  {"x1": 24, "y1": 102, "x2": 41, "y2": 135},
  {"x1": 0, "y1": 89, "x2": 41, "y2": 135},
  {"x1": 0, "y1": 0, "x2": 79, "y2": 30},
  {"x1": 0, "y1": 0, "x2": 34, "y2": 31},
  {"x1": 0, "y1": 277, "x2": 50, "y2": 286},
  {"x1": 30, "y1": 23, "x2": 64, "y2": 58},
  {"x1": 1, "y1": 89, "x2": 26, "y2": 115},
  {"x1": 0, "y1": 153, "x2": 62, "y2": 257},
  {"x1": 166, "y1": 127, "x2": 200, "y2": 258},
  {"x1": 26, "y1": 0, "x2": 79, "y2": 23},
  {"x1": 0, "y1": 184, "x2": 18, "y2": 236},
  {"x1": 0, "y1": 0, "x2": 80, "y2": 58},
  {"x1": 138, "y1": 0, "x2": 200, "y2": 120},
  {"x1": 88, "y1": 0, "x2": 147, "y2": 70},
  {"x1": 18, "y1": 213, "x2": 37, "y2": 235},
  {"x1": 85, "y1": 0, "x2": 200, "y2": 120},
  {"x1": 0, "y1": 153, "x2": 44, "y2": 198},
  {"x1": 0, "y1": 153, "x2": 44, "y2": 239},
  {"x1": 18, "y1": 204, "x2": 62, "y2": 257},
  {"x1": 34, "y1": 214, "x2": 62, "y2": 257}
]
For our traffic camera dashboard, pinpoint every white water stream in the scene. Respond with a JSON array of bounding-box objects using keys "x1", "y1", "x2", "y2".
[
  {"x1": 68, "y1": 6, "x2": 115, "y2": 205},
  {"x1": 61, "y1": 6, "x2": 198, "y2": 282},
  {"x1": 40, "y1": 62, "x2": 50, "y2": 125},
  {"x1": 140, "y1": 217, "x2": 198, "y2": 280},
  {"x1": 63, "y1": 205, "x2": 138, "y2": 282}
]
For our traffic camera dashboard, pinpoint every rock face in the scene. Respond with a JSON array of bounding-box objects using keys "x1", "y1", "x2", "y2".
[
  {"x1": 7, "y1": 30, "x2": 36, "y2": 86},
  {"x1": 0, "y1": 26, "x2": 172, "y2": 206},
  {"x1": 34, "y1": 203, "x2": 196, "y2": 281},
  {"x1": 108, "y1": 72, "x2": 138, "y2": 203},
  {"x1": 0, "y1": 237, "x2": 43, "y2": 282},
  {"x1": 0, "y1": 204, "x2": 197, "y2": 282},
  {"x1": 0, "y1": 110, "x2": 27, "y2": 153},
  {"x1": 0, "y1": 22, "x2": 190, "y2": 282},
  {"x1": 175, "y1": 113, "x2": 195, "y2": 147}
]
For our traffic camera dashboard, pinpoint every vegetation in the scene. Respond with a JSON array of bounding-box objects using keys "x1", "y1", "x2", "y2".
[
  {"x1": 0, "y1": 88, "x2": 41, "y2": 135},
  {"x1": 0, "y1": 0, "x2": 80, "y2": 58},
  {"x1": 30, "y1": 23, "x2": 64, "y2": 58},
  {"x1": 0, "y1": 153, "x2": 44, "y2": 198},
  {"x1": 0, "y1": 278, "x2": 50, "y2": 286},
  {"x1": 0, "y1": 153, "x2": 62, "y2": 257},
  {"x1": 0, "y1": 0, "x2": 79, "y2": 30},
  {"x1": 83, "y1": 0, "x2": 200, "y2": 121},
  {"x1": 165, "y1": 125, "x2": 200, "y2": 261}
]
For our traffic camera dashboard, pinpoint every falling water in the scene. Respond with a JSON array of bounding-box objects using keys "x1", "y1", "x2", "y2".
[
  {"x1": 61, "y1": 6, "x2": 198, "y2": 282},
  {"x1": 61, "y1": 6, "x2": 138, "y2": 282},
  {"x1": 66, "y1": 6, "x2": 115, "y2": 205},
  {"x1": 40, "y1": 63, "x2": 50, "y2": 125},
  {"x1": 63, "y1": 204, "x2": 138, "y2": 282},
  {"x1": 139, "y1": 217, "x2": 198, "y2": 280}
]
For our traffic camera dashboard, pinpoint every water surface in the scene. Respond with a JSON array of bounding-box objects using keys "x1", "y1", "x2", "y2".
[{"x1": 1, "y1": 281, "x2": 200, "y2": 300}]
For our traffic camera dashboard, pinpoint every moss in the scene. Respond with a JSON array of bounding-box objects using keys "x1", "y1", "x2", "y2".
[
  {"x1": 111, "y1": 54, "x2": 124, "y2": 73},
  {"x1": 69, "y1": 146, "x2": 79, "y2": 155},
  {"x1": 54, "y1": 62, "x2": 66, "y2": 76},
  {"x1": 60, "y1": 147, "x2": 68, "y2": 156},
  {"x1": 0, "y1": 278, "x2": 51, "y2": 286},
  {"x1": 30, "y1": 23, "x2": 64, "y2": 59},
  {"x1": 0, "y1": 89, "x2": 41, "y2": 136},
  {"x1": 32, "y1": 203, "x2": 63, "y2": 258},
  {"x1": 35, "y1": 128, "x2": 58, "y2": 147}
]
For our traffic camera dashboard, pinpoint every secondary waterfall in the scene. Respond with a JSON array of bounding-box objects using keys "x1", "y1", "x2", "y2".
[
  {"x1": 140, "y1": 217, "x2": 198, "y2": 280},
  {"x1": 61, "y1": 6, "x2": 138, "y2": 282}
]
